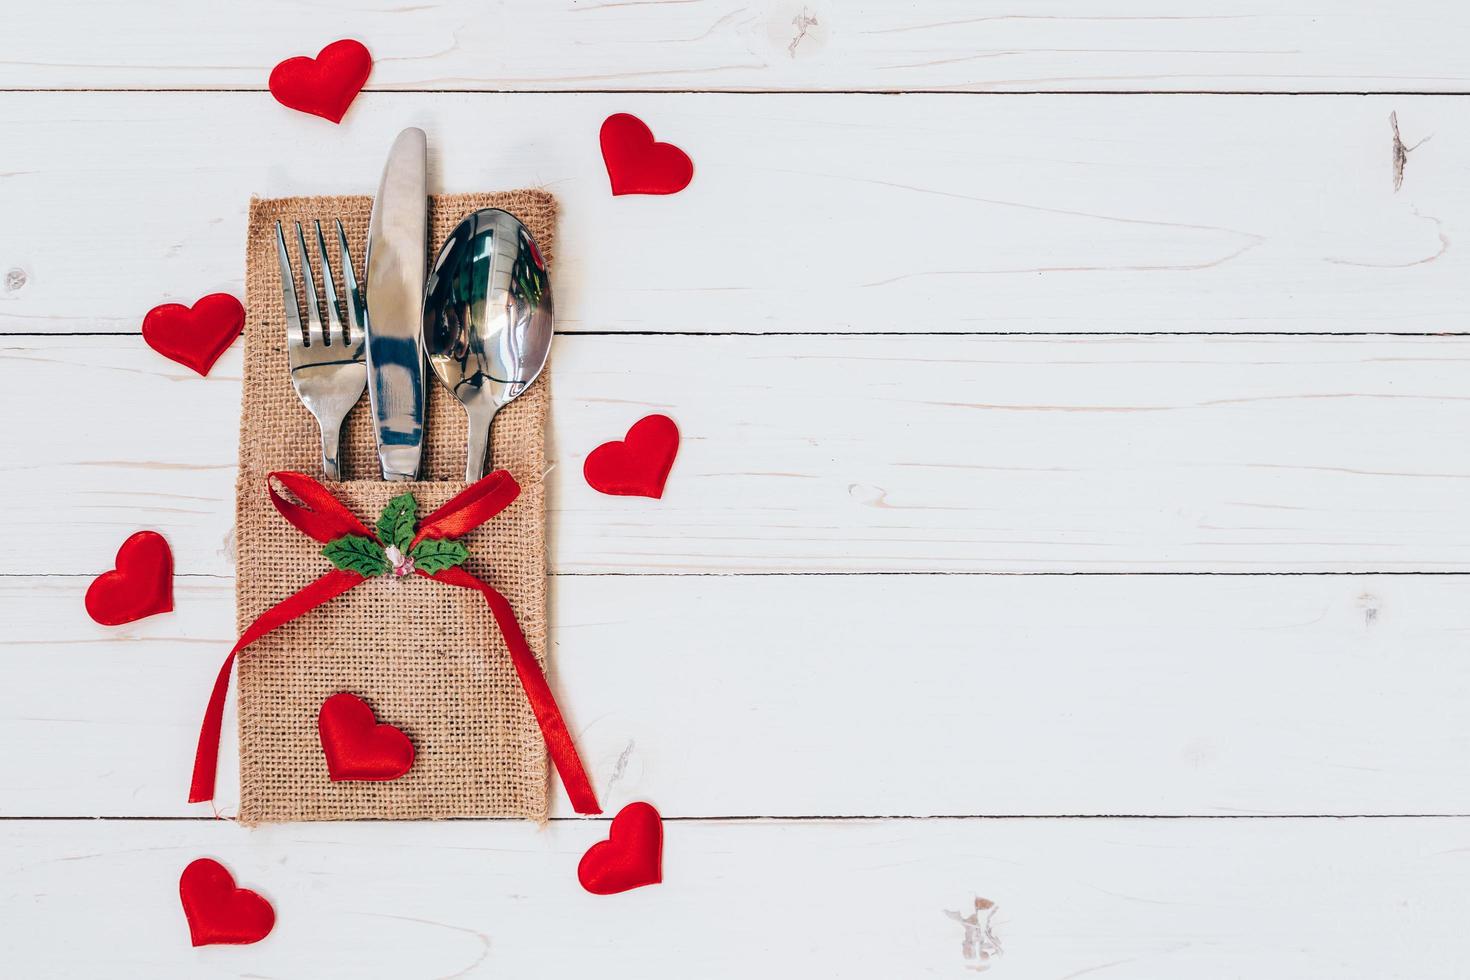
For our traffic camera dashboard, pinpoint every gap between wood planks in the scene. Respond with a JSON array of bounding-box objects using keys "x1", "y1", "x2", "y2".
[
  {"x1": 5, "y1": 813, "x2": 1470, "y2": 822},
  {"x1": 8, "y1": 331, "x2": 1470, "y2": 339},
  {"x1": 3, "y1": 88, "x2": 1470, "y2": 96},
  {"x1": 9, "y1": 570, "x2": 1470, "y2": 579}
]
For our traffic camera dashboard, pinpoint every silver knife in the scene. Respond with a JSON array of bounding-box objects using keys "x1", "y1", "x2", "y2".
[{"x1": 364, "y1": 127, "x2": 429, "y2": 481}]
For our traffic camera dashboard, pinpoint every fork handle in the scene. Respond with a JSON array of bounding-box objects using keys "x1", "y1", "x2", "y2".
[{"x1": 320, "y1": 419, "x2": 343, "y2": 482}]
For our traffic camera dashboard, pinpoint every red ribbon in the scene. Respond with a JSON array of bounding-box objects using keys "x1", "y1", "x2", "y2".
[{"x1": 189, "y1": 470, "x2": 601, "y2": 815}]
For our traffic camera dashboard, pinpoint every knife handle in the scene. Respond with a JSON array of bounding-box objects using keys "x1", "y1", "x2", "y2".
[{"x1": 367, "y1": 335, "x2": 426, "y2": 481}]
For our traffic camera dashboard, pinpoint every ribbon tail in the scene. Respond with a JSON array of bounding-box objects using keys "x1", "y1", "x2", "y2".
[
  {"x1": 432, "y1": 567, "x2": 603, "y2": 815},
  {"x1": 188, "y1": 568, "x2": 363, "y2": 805}
]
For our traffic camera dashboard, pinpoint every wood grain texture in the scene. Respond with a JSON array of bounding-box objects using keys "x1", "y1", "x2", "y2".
[
  {"x1": 6, "y1": 20, "x2": 1470, "y2": 973},
  {"x1": 5, "y1": 2, "x2": 1470, "y2": 92},
  {"x1": 2, "y1": 817, "x2": 1468, "y2": 979},
  {"x1": 6, "y1": 334, "x2": 1470, "y2": 575},
  {"x1": 4, "y1": 573, "x2": 1470, "y2": 818},
  {"x1": 2, "y1": 93, "x2": 1467, "y2": 336}
]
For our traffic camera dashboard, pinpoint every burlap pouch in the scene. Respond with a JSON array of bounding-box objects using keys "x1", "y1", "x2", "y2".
[{"x1": 235, "y1": 192, "x2": 554, "y2": 824}]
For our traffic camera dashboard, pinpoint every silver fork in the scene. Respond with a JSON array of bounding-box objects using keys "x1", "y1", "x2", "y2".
[{"x1": 275, "y1": 219, "x2": 368, "y2": 481}]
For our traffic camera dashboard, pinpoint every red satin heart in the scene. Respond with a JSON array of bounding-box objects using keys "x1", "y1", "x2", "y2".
[
  {"x1": 599, "y1": 114, "x2": 694, "y2": 196},
  {"x1": 318, "y1": 692, "x2": 415, "y2": 781},
  {"x1": 578, "y1": 801, "x2": 663, "y2": 895},
  {"x1": 141, "y1": 293, "x2": 244, "y2": 377},
  {"x1": 268, "y1": 39, "x2": 372, "y2": 124},
  {"x1": 179, "y1": 858, "x2": 275, "y2": 947},
  {"x1": 583, "y1": 415, "x2": 680, "y2": 498},
  {"x1": 84, "y1": 531, "x2": 173, "y2": 626}
]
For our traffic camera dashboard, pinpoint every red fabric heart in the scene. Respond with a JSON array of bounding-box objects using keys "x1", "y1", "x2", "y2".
[
  {"x1": 599, "y1": 114, "x2": 694, "y2": 196},
  {"x1": 318, "y1": 692, "x2": 415, "y2": 781},
  {"x1": 179, "y1": 858, "x2": 275, "y2": 946},
  {"x1": 84, "y1": 531, "x2": 173, "y2": 626},
  {"x1": 268, "y1": 39, "x2": 372, "y2": 124},
  {"x1": 141, "y1": 293, "x2": 244, "y2": 377},
  {"x1": 583, "y1": 415, "x2": 680, "y2": 498},
  {"x1": 578, "y1": 801, "x2": 663, "y2": 895}
]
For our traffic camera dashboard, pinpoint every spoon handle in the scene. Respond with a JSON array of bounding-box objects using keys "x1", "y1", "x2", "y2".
[{"x1": 464, "y1": 403, "x2": 500, "y2": 482}]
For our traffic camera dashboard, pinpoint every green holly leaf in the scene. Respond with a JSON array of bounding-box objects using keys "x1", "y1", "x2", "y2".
[
  {"x1": 410, "y1": 538, "x2": 470, "y2": 575},
  {"x1": 376, "y1": 493, "x2": 418, "y2": 553},
  {"x1": 323, "y1": 534, "x2": 389, "y2": 577}
]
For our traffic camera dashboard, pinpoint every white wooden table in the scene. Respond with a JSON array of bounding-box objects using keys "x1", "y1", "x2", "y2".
[{"x1": 5, "y1": 3, "x2": 1470, "y2": 976}]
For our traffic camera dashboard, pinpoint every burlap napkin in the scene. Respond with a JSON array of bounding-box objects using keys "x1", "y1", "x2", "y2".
[{"x1": 235, "y1": 192, "x2": 554, "y2": 823}]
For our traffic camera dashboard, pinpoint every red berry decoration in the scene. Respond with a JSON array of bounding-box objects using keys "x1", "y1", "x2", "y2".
[
  {"x1": 84, "y1": 531, "x2": 173, "y2": 626},
  {"x1": 141, "y1": 293, "x2": 244, "y2": 377},
  {"x1": 179, "y1": 858, "x2": 275, "y2": 947},
  {"x1": 599, "y1": 114, "x2": 694, "y2": 196},
  {"x1": 268, "y1": 39, "x2": 372, "y2": 124},
  {"x1": 578, "y1": 801, "x2": 664, "y2": 895},
  {"x1": 317, "y1": 692, "x2": 415, "y2": 781},
  {"x1": 583, "y1": 415, "x2": 680, "y2": 498}
]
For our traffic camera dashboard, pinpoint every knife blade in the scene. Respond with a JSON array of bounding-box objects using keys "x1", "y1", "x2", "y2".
[{"x1": 364, "y1": 127, "x2": 429, "y2": 481}]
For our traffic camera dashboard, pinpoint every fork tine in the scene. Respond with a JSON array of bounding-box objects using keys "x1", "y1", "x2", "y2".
[
  {"x1": 274, "y1": 221, "x2": 304, "y2": 348},
  {"x1": 313, "y1": 220, "x2": 345, "y2": 347},
  {"x1": 337, "y1": 219, "x2": 363, "y2": 349},
  {"x1": 294, "y1": 221, "x2": 326, "y2": 348}
]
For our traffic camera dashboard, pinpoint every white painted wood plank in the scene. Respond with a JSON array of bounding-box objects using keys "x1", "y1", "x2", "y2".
[
  {"x1": 1, "y1": 817, "x2": 1466, "y2": 978},
  {"x1": 2, "y1": 92, "x2": 1466, "y2": 336},
  {"x1": 5, "y1": 334, "x2": 1470, "y2": 575},
  {"x1": 5, "y1": 2, "x2": 1470, "y2": 93},
  {"x1": 4, "y1": 573, "x2": 1469, "y2": 818}
]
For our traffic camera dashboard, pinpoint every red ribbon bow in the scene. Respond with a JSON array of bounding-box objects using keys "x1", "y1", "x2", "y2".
[{"x1": 190, "y1": 470, "x2": 601, "y2": 815}]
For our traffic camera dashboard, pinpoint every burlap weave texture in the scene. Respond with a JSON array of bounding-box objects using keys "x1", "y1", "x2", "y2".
[{"x1": 236, "y1": 192, "x2": 554, "y2": 823}]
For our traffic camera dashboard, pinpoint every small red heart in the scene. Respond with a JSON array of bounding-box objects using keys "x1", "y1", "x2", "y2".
[
  {"x1": 583, "y1": 415, "x2": 680, "y2": 498},
  {"x1": 141, "y1": 293, "x2": 244, "y2": 377},
  {"x1": 84, "y1": 531, "x2": 173, "y2": 626},
  {"x1": 179, "y1": 858, "x2": 275, "y2": 947},
  {"x1": 599, "y1": 113, "x2": 694, "y2": 196},
  {"x1": 268, "y1": 39, "x2": 372, "y2": 124},
  {"x1": 318, "y1": 692, "x2": 415, "y2": 781},
  {"x1": 578, "y1": 801, "x2": 663, "y2": 895}
]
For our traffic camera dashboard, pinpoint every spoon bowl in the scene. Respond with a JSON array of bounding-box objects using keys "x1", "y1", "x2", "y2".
[{"x1": 423, "y1": 208, "x2": 554, "y2": 480}]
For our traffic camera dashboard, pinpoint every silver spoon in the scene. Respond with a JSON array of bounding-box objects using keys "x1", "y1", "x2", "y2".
[{"x1": 423, "y1": 209, "x2": 554, "y2": 481}]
